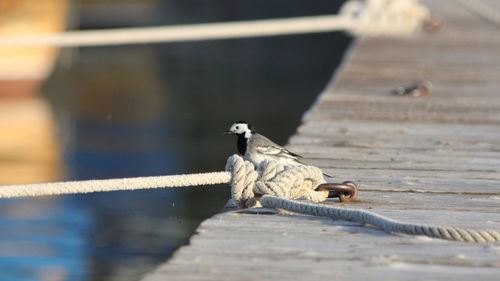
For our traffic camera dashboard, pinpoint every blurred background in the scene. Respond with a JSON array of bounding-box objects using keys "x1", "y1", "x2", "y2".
[{"x1": 0, "y1": 0, "x2": 350, "y2": 280}]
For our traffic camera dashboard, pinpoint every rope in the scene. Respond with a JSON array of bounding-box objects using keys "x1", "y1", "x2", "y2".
[
  {"x1": 225, "y1": 155, "x2": 327, "y2": 208},
  {"x1": 0, "y1": 172, "x2": 231, "y2": 198},
  {"x1": 0, "y1": 154, "x2": 326, "y2": 203},
  {"x1": 340, "y1": 0, "x2": 430, "y2": 36},
  {"x1": 0, "y1": 0, "x2": 431, "y2": 48},
  {"x1": 0, "y1": 154, "x2": 497, "y2": 243},
  {"x1": 260, "y1": 196, "x2": 500, "y2": 243}
]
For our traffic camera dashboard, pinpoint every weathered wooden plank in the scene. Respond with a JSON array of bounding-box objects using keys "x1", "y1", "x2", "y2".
[
  {"x1": 306, "y1": 158, "x2": 499, "y2": 174},
  {"x1": 347, "y1": 191, "x2": 500, "y2": 215},
  {"x1": 295, "y1": 121, "x2": 500, "y2": 140},
  {"x1": 337, "y1": 68, "x2": 500, "y2": 86},
  {"x1": 288, "y1": 144, "x2": 500, "y2": 160},
  {"x1": 292, "y1": 146, "x2": 500, "y2": 168},
  {"x1": 143, "y1": 211, "x2": 500, "y2": 281},
  {"x1": 142, "y1": 1, "x2": 500, "y2": 280},
  {"x1": 348, "y1": 43, "x2": 500, "y2": 66},
  {"x1": 334, "y1": 78, "x2": 500, "y2": 96},
  {"x1": 351, "y1": 37, "x2": 500, "y2": 54},
  {"x1": 327, "y1": 86, "x2": 500, "y2": 99},
  {"x1": 305, "y1": 102, "x2": 500, "y2": 124}
]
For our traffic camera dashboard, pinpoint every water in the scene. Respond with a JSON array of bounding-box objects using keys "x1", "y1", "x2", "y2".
[{"x1": 0, "y1": 1, "x2": 350, "y2": 280}]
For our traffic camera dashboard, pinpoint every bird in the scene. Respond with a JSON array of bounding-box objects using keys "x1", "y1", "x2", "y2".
[{"x1": 224, "y1": 121, "x2": 304, "y2": 167}]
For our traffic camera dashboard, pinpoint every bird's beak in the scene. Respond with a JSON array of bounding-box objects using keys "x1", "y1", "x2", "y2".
[{"x1": 223, "y1": 131, "x2": 233, "y2": 135}]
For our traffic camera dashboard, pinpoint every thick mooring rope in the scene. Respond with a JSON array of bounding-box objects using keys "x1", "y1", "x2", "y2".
[
  {"x1": 225, "y1": 155, "x2": 327, "y2": 208},
  {"x1": 0, "y1": 155, "x2": 498, "y2": 243},
  {"x1": 260, "y1": 196, "x2": 500, "y2": 243},
  {"x1": 0, "y1": 0, "x2": 431, "y2": 48},
  {"x1": 0, "y1": 172, "x2": 231, "y2": 198}
]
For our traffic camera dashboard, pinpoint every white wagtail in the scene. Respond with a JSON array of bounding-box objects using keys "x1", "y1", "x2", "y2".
[
  {"x1": 225, "y1": 121, "x2": 355, "y2": 198},
  {"x1": 225, "y1": 121, "x2": 304, "y2": 167}
]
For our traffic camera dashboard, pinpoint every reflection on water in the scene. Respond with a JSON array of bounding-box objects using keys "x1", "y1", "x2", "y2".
[
  {"x1": 0, "y1": 198, "x2": 90, "y2": 281},
  {"x1": 0, "y1": 97, "x2": 61, "y2": 184},
  {"x1": 0, "y1": 1, "x2": 350, "y2": 280}
]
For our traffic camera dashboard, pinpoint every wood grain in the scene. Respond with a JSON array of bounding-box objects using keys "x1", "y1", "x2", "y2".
[{"x1": 142, "y1": 1, "x2": 500, "y2": 280}]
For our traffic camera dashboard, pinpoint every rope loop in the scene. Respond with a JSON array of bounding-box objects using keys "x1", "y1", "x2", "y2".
[
  {"x1": 225, "y1": 155, "x2": 327, "y2": 208},
  {"x1": 340, "y1": 0, "x2": 431, "y2": 36}
]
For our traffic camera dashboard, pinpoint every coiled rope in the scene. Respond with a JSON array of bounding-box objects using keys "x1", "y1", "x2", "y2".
[
  {"x1": 0, "y1": 0, "x2": 431, "y2": 48},
  {"x1": 225, "y1": 155, "x2": 328, "y2": 208},
  {"x1": 0, "y1": 155, "x2": 498, "y2": 243}
]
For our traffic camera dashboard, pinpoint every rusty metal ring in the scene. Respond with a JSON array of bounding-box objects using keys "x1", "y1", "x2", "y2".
[{"x1": 315, "y1": 181, "x2": 358, "y2": 203}]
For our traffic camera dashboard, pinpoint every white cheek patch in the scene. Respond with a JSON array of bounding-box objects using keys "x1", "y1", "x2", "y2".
[
  {"x1": 232, "y1": 123, "x2": 251, "y2": 136},
  {"x1": 244, "y1": 130, "x2": 253, "y2": 138}
]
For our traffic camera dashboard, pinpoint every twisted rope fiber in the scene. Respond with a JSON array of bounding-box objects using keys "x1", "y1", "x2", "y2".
[
  {"x1": 260, "y1": 196, "x2": 500, "y2": 243},
  {"x1": 0, "y1": 155, "x2": 498, "y2": 243},
  {"x1": 0, "y1": 0, "x2": 430, "y2": 48},
  {"x1": 0, "y1": 154, "x2": 325, "y2": 200},
  {"x1": 0, "y1": 172, "x2": 231, "y2": 198},
  {"x1": 225, "y1": 155, "x2": 328, "y2": 208}
]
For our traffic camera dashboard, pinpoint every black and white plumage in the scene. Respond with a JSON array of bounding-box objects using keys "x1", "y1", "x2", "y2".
[{"x1": 225, "y1": 121, "x2": 304, "y2": 167}]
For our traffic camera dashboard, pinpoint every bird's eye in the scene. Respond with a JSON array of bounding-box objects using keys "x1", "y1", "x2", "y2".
[{"x1": 235, "y1": 126, "x2": 239, "y2": 129}]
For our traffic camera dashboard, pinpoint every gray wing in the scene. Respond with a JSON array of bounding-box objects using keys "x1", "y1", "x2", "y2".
[{"x1": 250, "y1": 134, "x2": 302, "y2": 160}]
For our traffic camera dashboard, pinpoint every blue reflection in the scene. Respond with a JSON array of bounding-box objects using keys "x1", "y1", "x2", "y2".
[
  {"x1": 0, "y1": 1, "x2": 350, "y2": 280},
  {"x1": 0, "y1": 197, "x2": 92, "y2": 281},
  {"x1": 68, "y1": 120, "x2": 175, "y2": 179}
]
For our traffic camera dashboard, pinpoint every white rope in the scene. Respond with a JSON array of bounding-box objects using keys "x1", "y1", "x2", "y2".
[
  {"x1": 0, "y1": 155, "x2": 327, "y2": 202},
  {"x1": 340, "y1": 0, "x2": 430, "y2": 36},
  {"x1": 0, "y1": 172, "x2": 231, "y2": 198},
  {"x1": 225, "y1": 155, "x2": 327, "y2": 208},
  {"x1": 0, "y1": 0, "x2": 431, "y2": 48},
  {"x1": 260, "y1": 196, "x2": 500, "y2": 243},
  {"x1": 0, "y1": 154, "x2": 496, "y2": 243}
]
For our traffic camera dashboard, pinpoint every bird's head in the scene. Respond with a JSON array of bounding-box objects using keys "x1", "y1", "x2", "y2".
[{"x1": 225, "y1": 121, "x2": 255, "y2": 138}]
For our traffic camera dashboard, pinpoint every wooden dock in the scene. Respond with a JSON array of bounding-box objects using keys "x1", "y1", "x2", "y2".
[{"x1": 142, "y1": 1, "x2": 500, "y2": 280}]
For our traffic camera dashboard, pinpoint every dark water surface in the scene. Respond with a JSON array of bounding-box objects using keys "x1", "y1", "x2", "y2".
[{"x1": 0, "y1": 1, "x2": 350, "y2": 280}]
